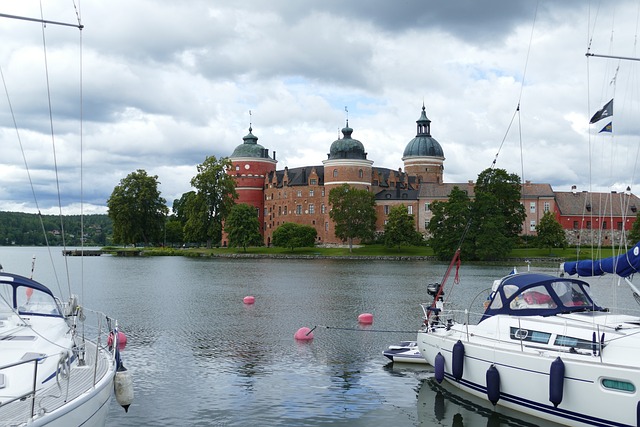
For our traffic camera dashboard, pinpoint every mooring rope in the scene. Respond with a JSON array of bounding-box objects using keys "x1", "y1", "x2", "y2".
[{"x1": 309, "y1": 325, "x2": 418, "y2": 334}]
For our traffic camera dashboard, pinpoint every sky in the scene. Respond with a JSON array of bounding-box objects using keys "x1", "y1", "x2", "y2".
[{"x1": 1, "y1": 0, "x2": 640, "y2": 215}]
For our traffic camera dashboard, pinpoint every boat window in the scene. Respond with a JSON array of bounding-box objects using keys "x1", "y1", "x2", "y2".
[
  {"x1": 602, "y1": 379, "x2": 636, "y2": 393},
  {"x1": 0, "y1": 283, "x2": 14, "y2": 313},
  {"x1": 487, "y1": 292, "x2": 503, "y2": 310},
  {"x1": 509, "y1": 327, "x2": 551, "y2": 344},
  {"x1": 17, "y1": 286, "x2": 61, "y2": 317},
  {"x1": 554, "y1": 335, "x2": 593, "y2": 350},
  {"x1": 552, "y1": 281, "x2": 591, "y2": 307},
  {"x1": 502, "y1": 285, "x2": 518, "y2": 300},
  {"x1": 511, "y1": 285, "x2": 557, "y2": 309}
]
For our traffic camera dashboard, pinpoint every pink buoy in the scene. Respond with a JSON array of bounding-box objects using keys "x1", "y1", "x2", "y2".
[
  {"x1": 107, "y1": 331, "x2": 128, "y2": 351},
  {"x1": 294, "y1": 327, "x2": 314, "y2": 341},
  {"x1": 358, "y1": 313, "x2": 373, "y2": 325},
  {"x1": 243, "y1": 296, "x2": 255, "y2": 305}
]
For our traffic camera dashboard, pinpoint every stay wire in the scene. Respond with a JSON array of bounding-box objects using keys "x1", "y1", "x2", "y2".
[{"x1": 39, "y1": 1, "x2": 71, "y2": 299}]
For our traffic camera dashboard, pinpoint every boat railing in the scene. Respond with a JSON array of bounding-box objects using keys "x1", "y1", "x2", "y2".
[
  {"x1": 420, "y1": 303, "x2": 486, "y2": 328},
  {"x1": 0, "y1": 354, "x2": 48, "y2": 419}
]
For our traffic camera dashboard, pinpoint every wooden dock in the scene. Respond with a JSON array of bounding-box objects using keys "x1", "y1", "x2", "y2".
[{"x1": 62, "y1": 249, "x2": 142, "y2": 257}]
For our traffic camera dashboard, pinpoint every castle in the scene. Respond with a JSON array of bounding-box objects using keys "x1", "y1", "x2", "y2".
[{"x1": 224, "y1": 105, "x2": 639, "y2": 247}]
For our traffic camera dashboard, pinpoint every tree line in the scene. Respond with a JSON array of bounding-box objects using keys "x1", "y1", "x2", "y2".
[{"x1": 0, "y1": 211, "x2": 111, "y2": 246}]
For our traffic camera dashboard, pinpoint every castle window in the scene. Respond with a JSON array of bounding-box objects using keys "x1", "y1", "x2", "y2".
[
  {"x1": 333, "y1": 169, "x2": 338, "y2": 178},
  {"x1": 296, "y1": 205, "x2": 302, "y2": 215},
  {"x1": 297, "y1": 190, "x2": 302, "y2": 197},
  {"x1": 284, "y1": 206, "x2": 288, "y2": 216},
  {"x1": 530, "y1": 220, "x2": 536, "y2": 231},
  {"x1": 278, "y1": 206, "x2": 282, "y2": 215},
  {"x1": 573, "y1": 221, "x2": 578, "y2": 229},
  {"x1": 384, "y1": 205, "x2": 389, "y2": 215},
  {"x1": 310, "y1": 178, "x2": 317, "y2": 185},
  {"x1": 408, "y1": 206, "x2": 413, "y2": 215},
  {"x1": 425, "y1": 203, "x2": 430, "y2": 212},
  {"x1": 309, "y1": 189, "x2": 314, "y2": 197},
  {"x1": 325, "y1": 222, "x2": 329, "y2": 231},
  {"x1": 544, "y1": 202, "x2": 550, "y2": 212},
  {"x1": 321, "y1": 204, "x2": 326, "y2": 214},
  {"x1": 359, "y1": 169, "x2": 363, "y2": 178},
  {"x1": 530, "y1": 202, "x2": 536, "y2": 213},
  {"x1": 309, "y1": 204, "x2": 315, "y2": 214},
  {"x1": 321, "y1": 188, "x2": 325, "y2": 197}
]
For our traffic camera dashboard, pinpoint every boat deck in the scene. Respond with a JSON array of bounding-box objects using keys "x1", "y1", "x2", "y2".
[{"x1": 0, "y1": 341, "x2": 113, "y2": 425}]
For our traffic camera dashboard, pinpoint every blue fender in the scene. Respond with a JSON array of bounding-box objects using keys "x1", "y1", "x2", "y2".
[
  {"x1": 549, "y1": 357, "x2": 565, "y2": 408},
  {"x1": 486, "y1": 364, "x2": 500, "y2": 405},
  {"x1": 452, "y1": 340, "x2": 465, "y2": 381},
  {"x1": 434, "y1": 352, "x2": 445, "y2": 383}
]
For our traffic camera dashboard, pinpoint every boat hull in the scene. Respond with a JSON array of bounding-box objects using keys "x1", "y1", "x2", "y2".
[{"x1": 417, "y1": 328, "x2": 640, "y2": 426}]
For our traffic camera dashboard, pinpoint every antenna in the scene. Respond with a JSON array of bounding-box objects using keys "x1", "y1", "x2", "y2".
[
  {"x1": 345, "y1": 106, "x2": 349, "y2": 126},
  {"x1": 249, "y1": 109, "x2": 252, "y2": 130}
]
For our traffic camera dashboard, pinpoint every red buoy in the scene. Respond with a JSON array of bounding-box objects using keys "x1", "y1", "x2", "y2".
[
  {"x1": 358, "y1": 313, "x2": 373, "y2": 325},
  {"x1": 243, "y1": 296, "x2": 255, "y2": 305},
  {"x1": 108, "y1": 331, "x2": 128, "y2": 351},
  {"x1": 294, "y1": 327, "x2": 314, "y2": 341}
]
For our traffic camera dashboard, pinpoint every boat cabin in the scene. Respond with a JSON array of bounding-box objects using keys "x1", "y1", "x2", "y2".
[
  {"x1": 481, "y1": 273, "x2": 602, "y2": 322},
  {"x1": 0, "y1": 273, "x2": 63, "y2": 317}
]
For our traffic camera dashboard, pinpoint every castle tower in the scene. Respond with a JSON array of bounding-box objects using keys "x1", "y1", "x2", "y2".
[
  {"x1": 322, "y1": 121, "x2": 373, "y2": 190},
  {"x1": 226, "y1": 126, "x2": 276, "y2": 243},
  {"x1": 402, "y1": 105, "x2": 445, "y2": 184}
]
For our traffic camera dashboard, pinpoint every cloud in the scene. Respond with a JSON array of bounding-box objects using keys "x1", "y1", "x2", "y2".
[{"x1": 0, "y1": 0, "x2": 639, "y2": 216}]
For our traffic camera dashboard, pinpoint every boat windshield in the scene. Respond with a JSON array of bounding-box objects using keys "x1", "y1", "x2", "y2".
[{"x1": 0, "y1": 283, "x2": 62, "y2": 317}]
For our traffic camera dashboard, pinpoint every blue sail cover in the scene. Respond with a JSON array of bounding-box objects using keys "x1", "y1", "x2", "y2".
[{"x1": 563, "y1": 242, "x2": 640, "y2": 278}]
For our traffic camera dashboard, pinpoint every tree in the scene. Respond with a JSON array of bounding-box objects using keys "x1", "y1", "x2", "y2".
[
  {"x1": 107, "y1": 169, "x2": 168, "y2": 246},
  {"x1": 328, "y1": 184, "x2": 376, "y2": 252},
  {"x1": 272, "y1": 222, "x2": 317, "y2": 251},
  {"x1": 629, "y1": 213, "x2": 640, "y2": 245},
  {"x1": 383, "y1": 204, "x2": 422, "y2": 250},
  {"x1": 427, "y1": 186, "x2": 472, "y2": 260},
  {"x1": 187, "y1": 156, "x2": 237, "y2": 248},
  {"x1": 468, "y1": 168, "x2": 526, "y2": 260},
  {"x1": 535, "y1": 211, "x2": 567, "y2": 254},
  {"x1": 225, "y1": 203, "x2": 263, "y2": 251}
]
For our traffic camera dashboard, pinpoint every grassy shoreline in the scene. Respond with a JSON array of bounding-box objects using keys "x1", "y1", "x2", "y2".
[{"x1": 100, "y1": 244, "x2": 619, "y2": 265}]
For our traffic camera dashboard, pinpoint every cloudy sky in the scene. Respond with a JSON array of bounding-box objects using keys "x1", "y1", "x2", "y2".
[{"x1": 1, "y1": 0, "x2": 639, "y2": 215}]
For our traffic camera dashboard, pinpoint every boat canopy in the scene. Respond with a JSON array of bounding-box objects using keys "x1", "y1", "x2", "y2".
[
  {"x1": 562, "y1": 242, "x2": 640, "y2": 278},
  {"x1": 0, "y1": 273, "x2": 62, "y2": 317},
  {"x1": 481, "y1": 273, "x2": 602, "y2": 322}
]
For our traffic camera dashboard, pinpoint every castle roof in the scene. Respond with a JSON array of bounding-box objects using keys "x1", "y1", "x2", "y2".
[
  {"x1": 328, "y1": 121, "x2": 367, "y2": 160},
  {"x1": 230, "y1": 127, "x2": 271, "y2": 159},
  {"x1": 403, "y1": 105, "x2": 444, "y2": 159}
]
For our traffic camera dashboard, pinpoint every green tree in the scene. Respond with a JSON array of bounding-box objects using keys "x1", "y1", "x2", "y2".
[
  {"x1": 427, "y1": 187, "x2": 472, "y2": 260},
  {"x1": 535, "y1": 211, "x2": 567, "y2": 254},
  {"x1": 468, "y1": 168, "x2": 526, "y2": 260},
  {"x1": 164, "y1": 216, "x2": 184, "y2": 246},
  {"x1": 225, "y1": 203, "x2": 263, "y2": 251},
  {"x1": 629, "y1": 213, "x2": 640, "y2": 245},
  {"x1": 187, "y1": 156, "x2": 237, "y2": 248},
  {"x1": 272, "y1": 222, "x2": 317, "y2": 251},
  {"x1": 384, "y1": 204, "x2": 422, "y2": 250},
  {"x1": 107, "y1": 169, "x2": 168, "y2": 246},
  {"x1": 328, "y1": 184, "x2": 376, "y2": 252}
]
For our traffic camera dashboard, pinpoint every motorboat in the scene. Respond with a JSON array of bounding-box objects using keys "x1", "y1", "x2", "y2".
[
  {"x1": 417, "y1": 245, "x2": 640, "y2": 426},
  {"x1": 382, "y1": 341, "x2": 427, "y2": 364}
]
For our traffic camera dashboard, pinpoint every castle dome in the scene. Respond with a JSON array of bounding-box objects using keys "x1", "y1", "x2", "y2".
[
  {"x1": 328, "y1": 121, "x2": 367, "y2": 160},
  {"x1": 231, "y1": 127, "x2": 270, "y2": 158},
  {"x1": 402, "y1": 105, "x2": 444, "y2": 159}
]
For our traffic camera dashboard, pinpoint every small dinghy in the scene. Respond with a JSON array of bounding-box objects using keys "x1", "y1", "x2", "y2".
[{"x1": 382, "y1": 341, "x2": 427, "y2": 364}]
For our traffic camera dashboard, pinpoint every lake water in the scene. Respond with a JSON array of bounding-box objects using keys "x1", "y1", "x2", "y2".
[{"x1": 7, "y1": 247, "x2": 632, "y2": 426}]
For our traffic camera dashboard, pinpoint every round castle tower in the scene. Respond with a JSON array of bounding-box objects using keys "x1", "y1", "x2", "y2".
[
  {"x1": 322, "y1": 121, "x2": 373, "y2": 190},
  {"x1": 402, "y1": 105, "x2": 444, "y2": 184},
  {"x1": 227, "y1": 126, "x2": 276, "y2": 240}
]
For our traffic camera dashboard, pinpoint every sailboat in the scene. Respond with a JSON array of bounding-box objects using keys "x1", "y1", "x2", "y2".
[
  {"x1": 416, "y1": 8, "x2": 640, "y2": 427},
  {"x1": 0, "y1": 8, "x2": 132, "y2": 426}
]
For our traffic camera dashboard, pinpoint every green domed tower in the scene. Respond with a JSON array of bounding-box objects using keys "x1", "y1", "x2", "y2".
[
  {"x1": 402, "y1": 105, "x2": 444, "y2": 184},
  {"x1": 322, "y1": 120, "x2": 373, "y2": 189}
]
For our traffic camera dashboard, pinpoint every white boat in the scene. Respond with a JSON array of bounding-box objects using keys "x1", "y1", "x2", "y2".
[
  {"x1": 0, "y1": 272, "x2": 131, "y2": 426},
  {"x1": 417, "y1": 246, "x2": 640, "y2": 426},
  {"x1": 0, "y1": 9, "x2": 133, "y2": 427},
  {"x1": 382, "y1": 341, "x2": 427, "y2": 364}
]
